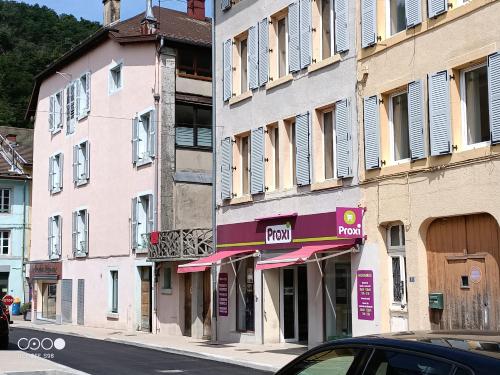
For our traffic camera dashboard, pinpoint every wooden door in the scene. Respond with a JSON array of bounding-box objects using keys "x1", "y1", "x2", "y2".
[
  {"x1": 203, "y1": 270, "x2": 212, "y2": 338},
  {"x1": 184, "y1": 273, "x2": 192, "y2": 336},
  {"x1": 140, "y1": 267, "x2": 151, "y2": 332}
]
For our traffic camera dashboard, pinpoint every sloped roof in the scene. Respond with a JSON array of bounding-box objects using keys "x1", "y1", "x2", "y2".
[{"x1": 0, "y1": 126, "x2": 34, "y2": 179}]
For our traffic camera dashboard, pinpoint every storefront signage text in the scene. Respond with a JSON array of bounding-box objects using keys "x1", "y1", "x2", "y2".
[
  {"x1": 336, "y1": 208, "x2": 364, "y2": 239},
  {"x1": 30, "y1": 262, "x2": 62, "y2": 280},
  {"x1": 357, "y1": 270, "x2": 374, "y2": 321},
  {"x1": 265, "y1": 223, "x2": 292, "y2": 244},
  {"x1": 218, "y1": 273, "x2": 229, "y2": 317}
]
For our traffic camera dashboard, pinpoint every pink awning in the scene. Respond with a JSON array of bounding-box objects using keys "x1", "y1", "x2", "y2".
[
  {"x1": 255, "y1": 244, "x2": 350, "y2": 271},
  {"x1": 177, "y1": 249, "x2": 256, "y2": 274}
]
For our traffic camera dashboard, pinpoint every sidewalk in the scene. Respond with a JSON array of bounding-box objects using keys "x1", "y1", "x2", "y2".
[
  {"x1": 11, "y1": 316, "x2": 306, "y2": 372},
  {"x1": 0, "y1": 350, "x2": 89, "y2": 375}
]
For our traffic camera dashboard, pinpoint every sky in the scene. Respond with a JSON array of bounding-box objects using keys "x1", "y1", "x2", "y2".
[{"x1": 14, "y1": 0, "x2": 213, "y2": 23}]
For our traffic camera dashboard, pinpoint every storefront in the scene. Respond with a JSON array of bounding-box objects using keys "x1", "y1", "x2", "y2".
[{"x1": 29, "y1": 261, "x2": 62, "y2": 323}]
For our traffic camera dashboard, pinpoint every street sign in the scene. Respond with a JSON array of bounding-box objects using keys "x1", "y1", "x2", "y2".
[{"x1": 2, "y1": 295, "x2": 14, "y2": 306}]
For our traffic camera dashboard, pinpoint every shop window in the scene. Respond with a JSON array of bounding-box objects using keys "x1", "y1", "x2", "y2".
[
  {"x1": 387, "y1": 224, "x2": 407, "y2": 308},
  {"x1": 0, "y1": 231, "x2": 9, "y2": 255},
  {"x1": 266, "y1": 124, "x2": 280, "y2": 191},
  {"x1": 324, "y1": 261, "x2": 352, "y2": 340},
  {"x1": 461, "y1": 64, "x2": 490, "y2": 147},
  {"x1": 175, "y1": 103, "x2": 212, "y2": 149},
  {"x1": 0, "y1": 188, "x2": 11, "y2": 213},
  {"x1": 110, "y1": 270, "x2": 119, "y2": 314},
  {"x1": 236, "y1": 258, "x2": 255, "y2": 332},
  {"x1": 389, "y1": 91, "x2": 410, "y2": 162},
  {"x1": 387, "y1": 0, "x2": 406, "y2": 36},
  {"x1": 177, "y1": 47, "x2": 212, "y2": 78},
  {"x1": 42, "y1": 283, "x2": 57, "y2": 320},
  {"x1": 323, "y1": 110, "x2": 336, "y2": 180}
]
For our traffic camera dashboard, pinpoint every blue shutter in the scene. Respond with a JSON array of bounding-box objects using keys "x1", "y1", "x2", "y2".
[
  {"x1": 363, "y1": 95, "x2": 381, "y2": 169},
  {"x1": 295, "y1": 112, "x2": 311, "y2": 186},
  {"x1": 250, "y1": 127, "x2": 265, "y2": 194},
  {"x1": 406, "y1": 0, "x2": 422, "y2": 28},
  {"x1": 408, "y1": 80, "x2": 426, "y2": 160},
  {"x1": 299, "y1": 0, "x2": 312, "y2": 69},
  {"x1": 336, "y1": 99, "x2": 352, "y2": 178},
  {"x1": 221, "y1": 137, "x2": 233, "y2": 200},
  {"x1": 221, "y1": 0, "x2": 231, "y2": 11},
  {"x1": 361, "y1": 0, "x2": 376, "y2": 48},
  {"x1": 258, "y1": 18, "x2": 269, "y2": 86},
  {"x1": 488, "y1": 52, "x2": 500, "y2": 144},
  {"x1": 288, "y1": 2, "x2": 301, "y2": 73},
  {"x1": 335, "y1": 0, "x2": 349, "y2": 53},
  {"x1": 248, "y1": 26, "x2": 259, "y2": 90},
  {"x1": 428, "y1": 71, "x2": 451, "y2": 155},
  {"x1": 427, "y1": 0, "x2": 447, "y2": 19},
  {"x1": 223, "y1": 39, "x2": 233, "y2": 101}
]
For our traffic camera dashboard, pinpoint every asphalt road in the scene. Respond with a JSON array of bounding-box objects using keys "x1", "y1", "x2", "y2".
[{"x1": 8, "y1": 327, "x2": 271, "y2": 375}]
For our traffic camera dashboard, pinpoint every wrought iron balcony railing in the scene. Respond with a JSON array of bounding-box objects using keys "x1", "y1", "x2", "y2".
[{"x1": 146, "y1": 228, "x2": 213, "y2": 260}]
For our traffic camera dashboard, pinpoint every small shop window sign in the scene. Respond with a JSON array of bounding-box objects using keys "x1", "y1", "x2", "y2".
[{"x1": 265, "y1": 222, "x2": 292, "y2": 244}]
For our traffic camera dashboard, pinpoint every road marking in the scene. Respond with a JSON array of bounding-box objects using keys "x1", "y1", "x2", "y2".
[{"x1": 156, "y1": 370, "x2": 184, "y2": 373}]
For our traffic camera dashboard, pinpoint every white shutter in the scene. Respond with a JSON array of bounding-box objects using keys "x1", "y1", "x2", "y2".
[
  {"x1": 335, "y1": 0, "x2": 349, "y2": 53},
  {"x1": 428, "y1": 71, "x2": 451, "y2": 155},
  {"x1": 488, "y1": 52, "x2": 500, "y2": 144},
  {"x1": 221, "y1": 0, "x2": 231, "y2": 10},
  {"x1": 248, "y1": 26, "x2": 259, "y2": 90},
  {"x1": 361, "y1": 0, "x2": 377, "y2": 48},
  {"x1": 55, "y1": 92, "x2": 62, "y2": 129},
  {"x1": 295, "y1": 112, "x2": 311, "y2": 186},
  {"x1": 250, "y1": 127, "x2": 265, "y2": 194},
  {"x1": 299, "y1": 0, "x2": 312, "y2": 69},
  {"x1": 148, "y1": 110, "x2": 156, "y2": 157},
  {"x1": 223, "y1": 39, "x2": 233, "y2": 101},
  {"x1": 336, "y1": 99, "x2": 352, "y2": 178},
  {"x1": 59, "y1": 153, "x2": 64, "y2": 189},
  {"x1": 147, "y1": 194, "x2": 155, "y2": 233},
  {"x1": 132, "y1": 117, "x2": 139, "y2": 164},
  {"x1": 427, "y1": 0, "x2": 447, "y2": 19},
  {"x1": 48, "y1": 217, "x2": 53, "y2": 258},
  {"x1": 85, "y1": 72, "x2": 91, "y2": 114},
  {"x1": 408, "y1": 80, "x2": 426, "y2": 160},
  {"x1": 48, "y1": 156, "x2": 54, "y2": 192},
  {"x1": 258, "y1": 18, "x2": 269, "y2": 86},
  {"x1": 84, "y1": 142, "x2": 90, "y2": 180},
  {"x1": 221, "y1": 137, "x2": 233, "y2": 200},
  {"x1": 363, "y1": 95, "x2": 381, "y2": 169},
  {"x1": 84, "y1": 210, "x2": 89, "y2": 255},
  {"x1": 49, "y1": 95, "x2": 54, "y2": 132},
  {"x1": 406, "y1": 0, "x2": 422, "y2": 28},
  {"x1": 288, "y1": 2, "x2": 301, "y2": 73},
  {"x1": 75, "y1": 78, "x2": 82, "y2": 119},
  {"x1": 58, "y1": 216, "x2": 62, "y2": 256},
  {"x1": 73, "y1": 145, "x2": 78, "y2": 184},
  {"x1": 131, "y1": 198, "x2": 138, "y2": 249},
  {"x1": 72, "y1": 211, "x2": 78, "y2": 255}
]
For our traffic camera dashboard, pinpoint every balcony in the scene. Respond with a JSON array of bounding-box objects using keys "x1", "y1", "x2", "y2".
[{"x1": 146, "y1": 228, "x2": 213, "y2": 260}]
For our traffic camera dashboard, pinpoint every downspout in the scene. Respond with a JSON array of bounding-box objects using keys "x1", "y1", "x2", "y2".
[{"x1": 21, "y1": 179, "x2": 27, "y2": 303}]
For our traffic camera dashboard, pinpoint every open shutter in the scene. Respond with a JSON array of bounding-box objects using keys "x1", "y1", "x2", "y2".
[
  {"x1": 58, "y1": 216, "x2": 62, "y2": 256},
  {"x1": 336, "y1": 99, "x2": 352, "y2": 178},
  {"x1": 248, "y1": 26, "x2": 259, "y2": 90},
  {"x1": 73, "y1": 145, "x2": 78, "y2": 184},
  {"x1": 361, "y1": 0, "x2": 377, "y2": 48},
  {"x1": 406, "y1": 0, "x2": 422, "y2": 28},
  {"x1": 428, "y1": 71, "x2": 451, "y2": 155},
  {"x1": 48, "y1": 217, "x2": 53, "y2": 258},
  {"x1": 488, "y1": 52, "x2": 500, "y2": 144},
  {"x1": 408, "y1": 80, "x2": 426, "y2": 160},
  {"x1": 48, "y1": 156, "x2": 54, "y2": 192},
  {"x1": 335, "y1": 0, "x2": 349, "y2": 53},
  {"x1": 288, "y1": 2, "x2": 301, "y2": 73},
  {"x1": 221, "y1": 137, "x2": 233, "y2": 200},
  {"x1": 131, "y1": 198, "x2": 138, "y2": 249},
  {"x1": 49, "y1": 95, "x2": 54, "y2": 132},
  {"x1": 258, "y1": 18, "x2": 269, "y2": 86},
  {"x1": 147, "y1": 194, "x2": 155, "y2": 233},
  {"x1": 72, "y1": 211, "x2": 78, "y2": 255},
  {"x1": 427, "y1": 0, "x2": 447, "y2": 19},
  {"x1": 84, "y1": 142, "x2": 90, "y2": 180},
  {"x1": 84, "y1": 210, "x2": 89, "y2": 255},
  {"x1": 148, "y1": 110, "x2": 156, "y2": 157},
  {"x1": 363, "y1": 95, "x2": 381, "y2": 169},
  {"x1": 299, "y1": 0, "x2": 312, "y2": 69},
  {"x1": 295, "y1": 112, "x2": 311, "y2": 186},
  {"x1": 223, "y1": 39, "x2": 233, "y2": 101},
  {"x1": 250, "y1": 127, "x2": 265, "y2": 194},
  {"x1": 85, "y1": 72, "x2": 91, "y2": 114},
  {"x1": 59, "y1": 153, "x2": 64, "y2": 189},
  {"x1": 132, "y1": 117, "x2": 139, "y2": 164},
  {"x1": 221, "y1": 0, "x2": 231, "y2": 11},
  {"x1": 75, "y1": 79, "x2": 81, "y2": 119}
]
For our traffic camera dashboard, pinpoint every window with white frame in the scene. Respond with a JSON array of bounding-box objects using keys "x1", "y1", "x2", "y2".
[
  {"x1": 109, "y1": 62, "x2": 123, "y2": 94},
  {"x1": 386, "y1": 0, "x2": 406, "y2": 36},
  {"x1": 277, "y1": 16, "x2": 288, "y2": 78},
  {"x1": 66, "y1": 82, "x2": 77, "y2": 134},
  {"x1": 76, "y1": 72, "x2": 91, "y2": 120},
  {"x1": 387, "y1": 224, "x2": 407, "y2": 308},
  {"x1": 48, "y1": 215, "x2": 62, "y2": 259},
  {"x1": 110, "y1": 270, "x2": 119, "y2": 313},
  {"x1": 131, "y1": 194, "x2": 154, "y2": 251},
  {"x1": 133, "y1": 110, "x2": 156, "y2": 165},
  {"x1": 0, "y1": 231, "x2": 10, "y2": 255},
  {"x1": 72, "y1": 209, "x2": 88, "y2": 257},
  {"x1": 321, "y1": 0, "x2": 333, "y2": 59},
  {"x1": 0, "y1": 189, "x2": 10, "y2": 213},
  {"x1": 461, "y1": 64, "x2": 490, "y2": 147},
  {"x1": 389, "y1": 91, "x2": 410, "y2": 162},
  {"x1": 73, "y1": 141, "x2": 89, "y2": 186},
  {"x1": 49, "y1": 153, "x2": 63, "y2": 193},
  {"x1": 49, "y1": 91, "x2": 63, "y2": 133}
]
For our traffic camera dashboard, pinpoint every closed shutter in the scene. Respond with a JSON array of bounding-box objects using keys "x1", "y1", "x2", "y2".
[
  {"x1": 288, "y1": 2, "x2": 301, "y2": 72},
  {"x1": 72, "y1": 211, "x2": 78, "y2": 255},
  {"x1": 73, "y1": 145, "x2": 78, "y2": 184},
  {"x1": 131, "y1": 198, "x2": 138, "y2": 249},
  {"x1": 361, "y1": 0, "x2": 377, "y2": 48},
  {"x1": 335, "y1": 0, "x2": 349, "y2": 53},
  {"x1": 427, "y1": 0, "x2": 447, "y2": 19},
  {"x1": 248, "y1": 26, "x2": 259, "y2": 90},
  {"x1": 49, "y1": 95, "x2": 54, "y2": 132},
  {"x1": 299, "y1": 0, "x2": 312, "y2": 69},
  {"x1": 250, "y1": 127, "x2": 265, "y2": 194},
  {"x1": 48, "y1": 156, "x2": 54, "y2": 191},
  {"x1": 406, "y1": 0, "x2": 422, "y2": 28},
  {"x1": 336, "y1": 99, "x2": 352, "y2": 178},
  {"x1": 488, "y1": 52, "x2": 500, "y2": 144},
  {"x1": 408, "y1": 80, "x2": 426, "y2": 160},
  {"x1": 221, "y1": 137, "x2": 233, "y2": 200},
  {"x1": 48, "y1": 217, "x2": 52, "y2": 258},
  {"x1": 85, "y1": 72, "x2": 91, "y2": 114},
  {"x1": 147, "y1": 194, "x2": 155, "y2": 233},
  {"x1": 221, "y1": 0, "x2": 231, "y2": 11},
  {"x1": 132, "y1": 117, "x2": 139, "y2": 164},
  {"x1": 295, "y1": 112, "x2": 311, "y2": 186},
  {"x1": 428, "y1": 71, "x2": 451, "y2": 155},
  {"x1": 59, "y1": 153, "x2": 64, "y2": 189},
  {"x1": 223, "y1": 39, "x2": 233, "y2": 101},
  {"x1": 363, "y1": 95, "x2": 381, "y2": 169},
  {"x1": 258, "y1": 18, "x2": 269, "y2": 86},
  {"x1": 148, "y1": 110, "x2": 156, "y2": 157}
]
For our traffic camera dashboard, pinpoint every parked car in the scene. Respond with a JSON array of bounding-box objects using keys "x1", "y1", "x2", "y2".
[
  {"x1": 276, "y1": 332, "x2": 500, "y2": 375},
  {"x1": 0, "y1": 300, "x2": 9, "y2": 349}
]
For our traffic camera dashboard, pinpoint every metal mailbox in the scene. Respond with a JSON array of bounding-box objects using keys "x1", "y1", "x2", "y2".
[{"x1": 429, "y1": 292, "x2": 444, "y2": 310}]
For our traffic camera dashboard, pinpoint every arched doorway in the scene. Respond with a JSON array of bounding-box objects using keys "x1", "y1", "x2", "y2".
[{"x1": 426, "y1": 213, "x2": 500, "y2": 330}]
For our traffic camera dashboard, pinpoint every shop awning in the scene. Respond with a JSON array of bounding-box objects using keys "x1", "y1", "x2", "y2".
[
  {"x1": 255, "y1": 244, "x2": 352, "y2": 271},
  {"x1": 177, "y1": 249, "x2": 257, "y2": 274}
]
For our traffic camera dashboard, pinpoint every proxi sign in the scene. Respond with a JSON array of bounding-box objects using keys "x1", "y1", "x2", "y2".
[
  {"x1": 336, "y1": 207, "x2": 364, "y2": 239},
  {"x1": 266, "y1": 223, "x2": 292, "y2": 244}
]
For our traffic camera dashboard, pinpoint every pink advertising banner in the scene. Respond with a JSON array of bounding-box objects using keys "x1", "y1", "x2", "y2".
[
  {"x1": 357, "y1": 270, "x2": 374, "y2": 321},
  {"x1": 336, "y1": 207, "x2": 364, "y2": 239}
]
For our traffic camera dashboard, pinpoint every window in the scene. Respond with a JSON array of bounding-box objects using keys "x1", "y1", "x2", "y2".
[
  {"x1": 240, "y1": 38, "x2": 248, "y2": 93},
  {"x1": 277, "y1": 17, "x2": 288, "y2": 78},
  {"x1": 48, "y1": 215, "x2": 62, "y2": 259},
  {"x1": 387, "y1": 0, "x2": 406, "y2": 36},
  {"x1": 110, "y1": 270, "x2": 118, "y2": 314},
  {"x1": 133, "y1": 109, "x2": 156, "y2": 165},
  {"x1": 288, "y1": 120, "x2": 297, "y2": 186},
  {"x1": 132, "y1": 194, "x2": 154, "y2": 251},
  {"x1": 73, "y1": 141, "x2": 89, "y2": 185},
  {"x1": 66, "y1": 82, "x2": 76, "y2": 134},
  {"x1": 0, "y1": 189, "x2": 10, "y2": 213},
  {"x1": 0, "y1": 231, "x2": 9, "y2": 255},
  {"x1": 287, "y1": 347, "x2": 361, "y2": 375},
  {"x1": 387, "y1": 224, "x2": 407, "y2": 307},
  {"x1": 49, "y1": 153, "x2": 63, "y2": 193},
  {"x1": 323, "y1": 110, "x2": 336, "y2": 180},
  {"x1": 389, "y1": 92, "x2": 410, "y2": 162},
  {"x1": 266, "y1": 124, "x2": 280, "y2": 191},
  {"x1": 461, "y1": 64, "x2": 490, "y2": 147},
  {"x1": 162, "y1": 266, "x2": 172, "y2": 293},
  {"x1": 72, "y1": 209, "x2": 88, "y2": 257},
  {"x1": 175, "y1": 103, "x2": 212, "y2": 148},
  {"x1": 177, "y1": 47, "x2": 212, "y2": 78},
  {"x1": 321, "y1": 0, "x2": 333, "y2": 59},
  {"x1": 49, "y1": 91, "x2": 63, "y2": 133},
  {"x1": 236, "y1": 135, "x2": 251, "y2": 196},
  {"x1": 77, "y1": 73, "x2": 91, "y2": 120},
  {"x1": 109, "y1": 62, "x2": 123, "y2": 94},
  {"x1": 236, "y1": 258, "x2": 255, "y2": 332}
]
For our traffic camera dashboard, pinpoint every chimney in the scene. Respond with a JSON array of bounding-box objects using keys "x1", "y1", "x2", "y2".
[
  {"x1": 5, "y1": 134, "x2": 17, "y2": 146},
  {"x1": 103, "y1": 0, "x2": 121, "y2": 26},
  {"x1": 187, "y1": 0, "x2": 205, "y2": 21},
  {"x1": 141, "y1": 0, "x2": 158, "y2": 35}
]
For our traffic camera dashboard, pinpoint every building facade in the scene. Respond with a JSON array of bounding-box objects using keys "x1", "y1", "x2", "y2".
[{"x1": 28, "y1": 0, "x2": 213, "y2": 337}]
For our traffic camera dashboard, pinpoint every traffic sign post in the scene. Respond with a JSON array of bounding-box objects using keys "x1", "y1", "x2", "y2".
[{"x1": 2, "y1": 295, "x2": 14, "y2": 306}]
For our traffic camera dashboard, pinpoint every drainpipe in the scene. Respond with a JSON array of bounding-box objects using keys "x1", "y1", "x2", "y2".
[{"x1": 21, "y1": 179, "x2": 27, "y2": 303}]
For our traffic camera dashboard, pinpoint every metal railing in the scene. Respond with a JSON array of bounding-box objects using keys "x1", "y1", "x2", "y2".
[{"x1": 146, "y1": 228, "x2": 213, "y2": 260}]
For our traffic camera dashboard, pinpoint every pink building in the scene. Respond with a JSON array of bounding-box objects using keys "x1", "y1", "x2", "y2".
[{"x1": 27, "y1": 0, "x2": 213, "y2": 338}]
